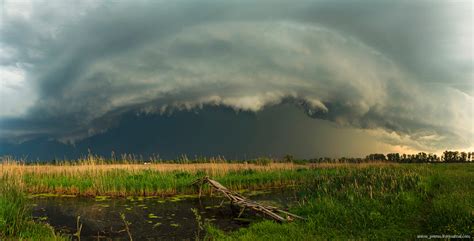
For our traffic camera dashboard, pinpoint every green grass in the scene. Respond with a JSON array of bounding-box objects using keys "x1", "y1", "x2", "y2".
[
  {"x1": 0, "y1": 175, "x2": 66, "y2": 240},
  {"x1": 21, "y1": 168, "x2": 323, "y2": 196},
  {"x1": 1, "y1": 163, "x2": 472, "y2": 240},
  {"x1": 205, "y1": 164, "x2": 474, "y2": 240}
]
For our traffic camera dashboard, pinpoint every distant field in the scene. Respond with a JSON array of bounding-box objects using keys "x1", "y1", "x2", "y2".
[
  {"x1": 2, "y1": 162, "x2": 306, "y2": 175},
  {"x1": 1, "y1": 161, "x2": 396, "y2": 174},
  {"x1": 0, "y1": 161, "x2": 395, "y2": 196},
  {"x1": 1, "y1": 162, "x2": 472, "y2": 240}
]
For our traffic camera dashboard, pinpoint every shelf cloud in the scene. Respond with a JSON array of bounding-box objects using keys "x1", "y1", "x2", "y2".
[{"x1": 0, "y1": 0, "x2": 472, "y2": 156}]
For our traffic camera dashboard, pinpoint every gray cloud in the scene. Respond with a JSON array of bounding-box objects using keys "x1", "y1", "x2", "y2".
[{"x1": 0, "y1": 0, "x2": 472, "y2": 153}]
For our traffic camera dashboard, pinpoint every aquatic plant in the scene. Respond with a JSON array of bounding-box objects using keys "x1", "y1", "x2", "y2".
[
  {"x1": 74, "y1": 216, "x2": 82, "y2": 241},
  {"x1": 120, "y1": 212, "x2": 133, "y2": 241},
  {"x1": 191, "y1": 208, "x2": 205, "y2": 240}
]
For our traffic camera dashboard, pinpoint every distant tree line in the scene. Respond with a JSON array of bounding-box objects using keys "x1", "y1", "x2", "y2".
[
  {"x1": 303, "y1": 151, "x2": 474, "y2": 164},
  {"x1": 3, "y1": 150, "x2": 473, "y2": 165},
  {"x1": 384, "y1": 150, "x2": 473, "y2": 163}
]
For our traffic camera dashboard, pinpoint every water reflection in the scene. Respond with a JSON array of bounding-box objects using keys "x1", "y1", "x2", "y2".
[{"x1": 32, "y1": 189, "x2": 297, "y2": 240}]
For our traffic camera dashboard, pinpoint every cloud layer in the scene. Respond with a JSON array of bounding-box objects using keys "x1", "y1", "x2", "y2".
[{"x1": 1, "y1": 0, "x2": 472, "y2": 153}]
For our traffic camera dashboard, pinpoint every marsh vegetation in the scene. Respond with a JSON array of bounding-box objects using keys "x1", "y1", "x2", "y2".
[{"x1": 1, "y1": 158, "x2": 472, "y2": 240}]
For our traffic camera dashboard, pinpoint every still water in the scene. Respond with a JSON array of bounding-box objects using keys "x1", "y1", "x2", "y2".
[{"x1": 31, "y1": 189, "x2": 298, "y2": 240}]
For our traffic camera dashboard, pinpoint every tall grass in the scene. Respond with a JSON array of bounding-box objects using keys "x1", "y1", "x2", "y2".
[
  {"x1": 0, "y1": 172, "x2": 65, "y2": 240},
  {"x1": 2, "y1": 158, "x2": 471, "y2": 240},
  {"x1": 0, "y1": 173, "x2": 28, "y2": 236},
  {"x1": 205, "y1": 164, "x2": 474, "y2": 240},
  {"x1": 1, "y1": 159, "x2": 393, "y2": 196}
]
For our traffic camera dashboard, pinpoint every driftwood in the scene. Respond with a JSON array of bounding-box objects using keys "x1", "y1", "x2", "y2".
[{"x1": 191, "y1": 176, "x2": 305, "y2": 223}]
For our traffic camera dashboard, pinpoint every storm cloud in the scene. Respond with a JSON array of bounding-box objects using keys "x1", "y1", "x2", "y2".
[{"x1": 0, "y1": 0, "x2": 472, "y2": 156}]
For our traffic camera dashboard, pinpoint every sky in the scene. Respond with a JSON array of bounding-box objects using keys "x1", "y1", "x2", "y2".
[{"x1": 0, "y1": 0, "x2": 473, "y2": 160}]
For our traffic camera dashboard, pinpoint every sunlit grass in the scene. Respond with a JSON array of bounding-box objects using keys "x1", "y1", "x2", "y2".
[
  {"x1": 206, "y1": 164, "x2": 474, "y2": 240},
  {"x1": 1, "y1": 157, "x2": 472, "y2": 240},
  {"x1": 1, "y1": 158, "x2": 394, "y2": 196}
]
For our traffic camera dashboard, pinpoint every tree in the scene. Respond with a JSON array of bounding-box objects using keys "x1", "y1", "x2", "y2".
[
  {"x1": 387, "y1": 153, "x2": 400, "y2": 162},
  {"x1": 283, "y1": 154, "x2": 294, "y2": 163},
  {"x1": 365, "y1": 153, "x2": 386, "y2": 162}
]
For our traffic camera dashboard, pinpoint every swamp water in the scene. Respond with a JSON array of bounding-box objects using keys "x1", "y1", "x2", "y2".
[{"x1": 31, "y1": 189, "x2": 299, "y2": 240}]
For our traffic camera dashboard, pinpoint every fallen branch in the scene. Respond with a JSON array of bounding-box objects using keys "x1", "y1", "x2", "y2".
[{"x1": 192, "y1": 176, "x2": 305, "y2": 223}]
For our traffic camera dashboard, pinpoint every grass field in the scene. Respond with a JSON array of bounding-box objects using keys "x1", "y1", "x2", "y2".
[
  {"x1": 1, "y1": 161, "x2": 394, "y2": 196},
  {"x1": 206, "y1": 164, "x2": 473, "y2": 240},
  {"x1": 2, "y1": 162, "x2": 309, "y2": 196},
  {"x1": 1, "y1": 161, "x2": 472, "y2": 240}
]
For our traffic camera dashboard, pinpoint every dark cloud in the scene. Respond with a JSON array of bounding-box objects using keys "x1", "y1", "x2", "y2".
[
  {"x1": 0, "y1": 0, "x2": 472, "y2": 157},
  {"x1": 0, "y1": 104, "x2": 409, "y2": 160}
]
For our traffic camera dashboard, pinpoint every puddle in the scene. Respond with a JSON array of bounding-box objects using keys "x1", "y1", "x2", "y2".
[{"x1": 31, "y1": 189, "x2": 298, "y2": 240}]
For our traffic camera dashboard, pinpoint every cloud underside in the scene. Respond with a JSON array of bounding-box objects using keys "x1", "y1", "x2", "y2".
[{"x1": 0, "y1": 0, "x2": 472, "y2": 153}]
